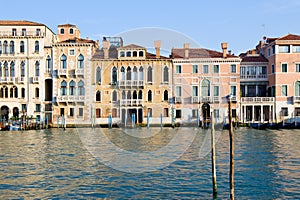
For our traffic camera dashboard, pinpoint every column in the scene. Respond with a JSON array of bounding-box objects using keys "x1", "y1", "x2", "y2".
[
  {"x1": 272, "y1": 105, "x2": 275, "y2": 123},
  {"x1": 252, "y1": 105, "x2": 254, "y2": 122},
  {"x1": 261, "y1": 105, "x2": 263, "y2": 123}
]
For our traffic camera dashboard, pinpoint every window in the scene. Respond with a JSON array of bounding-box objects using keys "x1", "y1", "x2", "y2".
[
  {"x1": 35, "y1": 88, "x2": 39, "y2": 98},
  {"x1": 79, "y1": 108, "x2": 84, "y2": 117},
  {"x1": 0, "y1": 41, "x2": 2, "y2": 54},
  {"x1": 112, "y1": 67, "x2": 118, "y2": 84},
  {"x1": 69, "y1": 80, "x2": 75, "y2": 95},
  {"x1": 0, "y1": 63, "x2": 2, "y2": 77},
  {"x1": 295, "y1": 81, "x2": 300, "y2": 96},
  {"x1": 163, "y1": 66, "x2": 169, "y2": 82},
  {"x1": 35, "y1": 61, "x2": 40, "y2": 76},
  {"x1": 111, "y1": 108, "x2": 118, "y2": 118},
  {"x1": 13, "y1": 86, "x2": 18, "y2": 98},
  {"x1": 192, "y1": 109, "x2": 198, "y2": 118},
  {"x1": 36, "y1": 104, "x2": 41, "y2": 112},
  {"x1": 133, "y1": 51, "x2": 137, "y2": 57},
  {"x1": 281, "y1": 63, "x2": 288, "y2": 73},
  {"x1": 10, "y1": 41, "x2": 14, "y2": 54},
  {"x1": 293, "y1": 46, "x2": 300, "y2": 53},
  {"x1": 278, "y1": 45, "x2": 290, "y2": 53},
  {"x1": 77, "y1": 54, "x2": 84, "y2": 68},
  {"x1": 126, "y1": 67, "x2": 132, "y2": 80},
  {"x1": 112, "y1": 90, "x2": 117, "y2": 102},
  {"x1": 271, "y1": 64, "x2": 275, "y2": 73},
  {"x1": 230, "y1": 64, "x2": 236, "y2": 73},
  {"x1": 176, "y1": 109, "x2": 182, "y2": 118},
  {"x1": 3, "y1": 41, "x2": 8, "y2": 54},
  {"x1": 60, "y1": 28, "x2": 65, "y2": 34},
  {"x1": 21, "y1": 88, "x2": 25, "y2": 98},
  {"x1": 213, "y1": 65, "x2": 219, "y2": 73},
  {"x1": 20, "y1": 41, "x2": 25, "y2": 53},
  {"x1": 176, "y1": 65, "x2": 182, "y2": 74},
  {"x1": 60, "y1": 81, "x2": 67, "y2": 96},
  {"x1": 281, "y1": 85, "x2": 288, "y2": 96},
  {"x1": 10, "y1": 62, "x2": 15, "y2": 77},
  {"x1": 69, "y1": 28, "x2": 74, "y2": 34},
  {"x1": 139, "y1": 66, "x2": 144, "y2": 80},
  {"x1": 147, "y1": 108, "x2": 152, "y2": 117},
  {"x1": 70, "y1": 108, "x2": 74, "y2": 117},
  {"x1": 120, "y1": 51, "x2": 125, "y2": 57},
  {"x1": 60, "y1": 108, "x2": 65, "y2": 116},
  {"x1": 96, "y1": 67, "x2": 101, "y2": 83},
  {"x1": 164, "y1": 108, "x2": 169, "y2": 117},
  {"x1": 21, "y1": 62, "x2": 25, "y2": 77},
  {"x1": 176, "y1": 86, "x2": 182, "y2": 97},
  {"x1": 22, "y1": 29, "x2": 26, "y2": 36},
  {"x1": 201, "y1": 79, "x2": 210, "y2": 96},
  {"x1": 61, "y1": 54, "x2": 67, "y2": 69},
  {"x1": 192, "y1": 86, "x2": 198, "y2": 97},
  {"x1": 96, "y1": 108, "x2": 101, "y2": 118},
  {"x1": 69, "y1": 49, "x2": 75, "y2": 55},
  {"x1": 139, "y1": 51, "x2": 144, "y2": 57},
  {"x1": 126, "y1": 51, "x2": 131, "y2": 57},
  {"x1": 4, "y1": 62, "x2": 8, "y2": 77},
  {"x1": 148, "y1": 90, "x2": 152, "y2": 102},
  {"x1": 214, "y1": 86, "x2": 219, "y2": 96},
  {"x1": 35, "y1": 41, "x2": 39, "y2": 53},
  {"x1": 147, "y1": 67, "x2": 153, "y2": 83},
  {"x1": 192, "y1": 65, "x2": 198, "y2": 73},
  {"x1": 96, "y1": 90, "x2": 101, "y2": 102},
  {"x1": 12, "y1": 28, "x2": 17, "y2": 36},
  {"x1": 296, "y1": 64, "x2": 300, "y2": 72},
  {"x1": 281, "y1": 108, "x2": 288, "y2": 116},
  {"x1": 46, "y1": 55, "x2": 51, "y2": 71},
  {"x1": 272, "y1": 45, "x2": 275, "y2": 54},
  {"x1": 164, "y1": 90, "x2": 168, "y2": 101},
  {"x1": 230, "y1": 85, "x2": 236, "y2": 96},
  {"x1": 78, "y1": 81, "x2": 84, "y2": 95},
  {"x1": 132, "y1": 66, "x2": 138, "y2": 81},
  {"x1": 203, "y1": 65, "x2": 209, "y2": 74},
  {"x1": 36, "y1": 29, "x2": 41, "y2": 36}
]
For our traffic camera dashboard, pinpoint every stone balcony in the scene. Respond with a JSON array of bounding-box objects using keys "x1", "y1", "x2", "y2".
[
  {"x1": 58, "y1": 69, "x2": 67, "y2": 76},
  {"x1": 119, "y1": 80, "x2": 144, "y2": 88},
  {"x1": 240, "y1": 74, "x2": 268, "y2": 81},
  {"x1": 56, "y1": 95, "x2": 85, "y2": 103},
  {"x1": 241, "y1": 97, "x2": 275, "y2": 104},
  {"x1": 120, "y1": 99, "x2": 142, "y2": 106}
]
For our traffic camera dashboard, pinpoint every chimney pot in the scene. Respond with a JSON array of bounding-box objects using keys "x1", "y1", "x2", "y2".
[
  {"x1": 184, "y1": 43, "x2": 190, "y2": 58},
  {"x1": 102, "y1": 39, "x2": 110, "y2": 59},
  {"x1": 154, "y1": 40, "x2": 161, "y2": 58},
  {"x1": 221, "y1": 42, "x2": 228, "y2": 58}
]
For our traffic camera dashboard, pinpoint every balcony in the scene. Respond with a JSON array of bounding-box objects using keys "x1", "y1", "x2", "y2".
[
  {"x1": 241, "y1": 97, "x2": 275, "y2": 103},
  {"x1": 213, "y1": 96, "x2": 220, "y2": 103},
  {"x1": 58, "y1": 69, "x2": 67, "y2": 76},
  {"x1": 56, "y1": 95, "x2": 85, "y2": 103},
  {"x1": 293, "y1": 96, "x2": 300, "y2": 103},
  {"x1": 75, "y1": 69, "x2": 84, "y2": 76},
  {"x1": 0, "y1": 31, "x2": 44, "y2": 37},
  {"x1": 191, "y1": 96, "x2": 199, "y2": 104},
  {"x1": 240, "y1": 74, "x2": 268, "y2": 81},
  {"x1": 201, "y1": 96, "x2": 211, "y2": 103},
  {"x1": 175, "y1": 97, "x2": 182, "y2": 104},
  {"x1": 118, "y1": 80, "x2": 144, "y2": 88},
  {"x1": 32, "y1": 77, "x2": 39, "y2": 83},
  {"x1": 120, "y1": 99, "x2": 142, "y2": 106},
  {"x1": 15, "y1": 77, "x2": 25, "y2": 84},
  {"x1": 44, "y1": 71, "x2": 52, "y2": 78},
  {"x1": 0, "y1": 77, "x2": 7, "y2": 83}
]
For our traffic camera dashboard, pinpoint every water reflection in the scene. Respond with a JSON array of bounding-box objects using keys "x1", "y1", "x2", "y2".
[{"x1": 0, "y1": 128, "x2": 299, "y2": 199}]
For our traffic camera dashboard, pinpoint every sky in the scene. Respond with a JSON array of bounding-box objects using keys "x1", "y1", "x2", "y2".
[{"x1": 2, "y1": 0, "x2": 300, "y2": 54}]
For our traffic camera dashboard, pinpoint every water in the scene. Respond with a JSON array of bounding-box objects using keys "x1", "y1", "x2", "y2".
[{"x1": 0, "y1": 127, "x2": 300, "y2": 199}]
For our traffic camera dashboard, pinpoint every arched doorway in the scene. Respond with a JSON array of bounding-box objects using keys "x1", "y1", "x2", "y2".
[
  {"x1": 1, "y1": 106, "x2": 9, "y2": 121},
  {"x1": 13, "y1": 107, "x2": 19, "y2": 118},
  {"x1": 202, "y1": 103, "x2": 210, "y2": 128}
]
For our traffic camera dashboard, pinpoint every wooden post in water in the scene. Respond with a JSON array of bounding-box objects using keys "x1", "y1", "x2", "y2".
[
  {"x1": 211, "y1": 110, "x2": 217, "y2": 198},
  {"x1": 228, "y1": 98, "x2": 235, "y2": 200}
]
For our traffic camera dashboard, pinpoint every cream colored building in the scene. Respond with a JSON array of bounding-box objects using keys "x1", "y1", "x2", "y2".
[
  {"x1": 91, "y1": 39, "x2": 173, "y2": 126},
  {"x1": 0, "y1": 20, "x2": 55, "y2": 122}
]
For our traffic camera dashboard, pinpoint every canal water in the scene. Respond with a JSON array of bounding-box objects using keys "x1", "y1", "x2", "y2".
[{"x1": 0, "y1": 127, "x2": 300, "y2": 199}]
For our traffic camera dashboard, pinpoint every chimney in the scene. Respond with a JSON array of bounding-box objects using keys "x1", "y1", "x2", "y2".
[
  {"x1": 102, "y1": 37, "x2": 110, "y2": 59},
  {"x1": 221, "y1": 42, "x2": 228, "y2": 58},
  {"x1": 154, "y1": 40, "x2": 161, "y2": 58},
  {"x1": 184, "y1": 43, "x2": 190, "y2": 58}
]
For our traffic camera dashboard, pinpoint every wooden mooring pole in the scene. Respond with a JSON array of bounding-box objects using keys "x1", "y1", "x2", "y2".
[
  {"x1": 211, "y1": 110, "x2": 217, "y2": 198},
  {"x1": 228, "y1": 99, "x2": 235, "y2": 200}
]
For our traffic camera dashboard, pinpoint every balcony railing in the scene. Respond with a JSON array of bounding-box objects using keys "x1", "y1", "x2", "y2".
[
  {"x1": 58, "y1": 69, "x2": 67, "y2": 76},
  {"x1": 175, "y1": 97, "x2": 182, "y2": 104},
  {"x1": 201, "y1": 96, "x2": 211, "y2": 103},
  {"x1": 120, "y1": 99, "x2": 142, "y2": 106},
  {"x1": 241, "y1": 97, "x2": 275, "y2": 103},
  {"x1": 56, "y1": 95, "x2": 85, "y2": 102},
  {"x1": 15, "y1": 77, "x2": 25, "y2": 83},
  {"x1": 240, "y1": 74, "x2": 268, "y2": 80},
  {"x1": 293, "y1": 96, "x2": 300, "y2": 103},
  {"x1": 32, "y1": 77, "x2": 39, "y2": 83},
  {"x1": 0, "y1": 31, "x2": 45, "y2": 37},
  {"x1": 0, "y1": 77, "x2": 7, "y2": 83},
  {"x1": 118, "y1": 80, "x2": 144, "y2": 87},
  {"x1": 75, "y1": 69, "x2": 84, "y2": 76},
  {"x1": 191, "y1": 96, "x2": 199, "y2": 103},
  {"x1": 213, "y1": 96, "x2": 220, "y2": 103}
]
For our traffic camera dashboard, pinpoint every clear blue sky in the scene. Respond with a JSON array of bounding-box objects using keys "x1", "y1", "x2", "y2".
[{"x1": 3, "y1": 0, "x2": 300, "y2": 54}]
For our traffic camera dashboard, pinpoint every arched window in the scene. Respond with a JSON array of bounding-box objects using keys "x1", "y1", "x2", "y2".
[
  {"x1": 9, "y1": 41, "x2": 14, "y2": 54},
  {"x1": 0, "y1": 41, "x2": 2, "y2": 54},
  {"x1": 96, "y1": 90, "x2": 101, "y2": 102},
  {"x1": 133, "y1": 66, "x2": 138, "y2": 80},
  {"x1": 201, "y1": 79, "x2": 210, "y2": 97},
  {"x1": 4, "y1": 62, "x2": 8, "y2": 77},
  {"x1": 21, "y1": 88, "x2": 25, "y2": 98},
  {"x1": 139, "y1": 66, "x2": 144, "y2": 80},
  {"x1": 138, "y1": 90, "x2": 142, "y2": 99},
  {"x1": 122, "y1": 91, "x2": 126, "y2": 99},
  {"x1": 0, "y1": 87, "x2": 3, "y2": 98},
  {"x1": 112, "y1": 67, "x2": 118, "y2": 84},
  {"x1": 148, "y1": 90, "x2": 152, "y2": 102},
  {"x1": 69, "y1": 28, "x2": 74, "y2": 34},
  {"x1": 14, "y1": 86, "x2": 18, "y2": 98},
  {"x1": 69, "y1": 80, "x2": 76, "y2": 95},
  {"x1": 60, "y1": 54, "x2": 67, "y2": 69},
  {"x1": 46, "y1": 55, "x2": 51, "y2": 71},
  {"x1": 20, "y1": 41, "x2": 25, "y2": 53},
  {"x1": 78, "y1": 81, "x2": 84, "y2": 96},
  {"x1": 133, "y1": 51, "x2": 137, "y2": 57},
  {"x1": 96, "y1": 67, "x2": 101, "y2": 83},
  {"x1": 35, "y1": 41, "x2": 39, "y2": 53},
  {"x1": 77, "y1": 54, "x2": 84, "y2": 68},
  {"x1": 35, "y1": 87, "x2": 39, "y2": 98},
  {"x1": 164, "y1": 90, "x2": 168, "y2": 101},
  {"x1": 112, "y1": 90, "x2": 117, "y2": 102},
  {"x1": 4, "y1": 86, "x2": 8, "y2": 98},
  {"x1": 120, "y1": 66, "x2": 125, "y2": 80},
  {"x1": 20, "y1": 61, "x2": 25, "y2": 77},
  {"x1": 35, "y1": 61, "x2": 40, "y2": 76},
  {"x1": 127, "y1": 67, "x2": 131, "y2": 80},
  {"x1": 0, "y1": 62, "x2": 2, "y2": 77},
  {"x1": 10, "y1": 87, "x2": 14, "y2": 98},
  {"x1": 10, "y1": 62, "x2": 15, "y2": 77},
  {"x1": 133, "y1": 90, "x2": 137, "y2": 99},
  {"x1": 126, "y1": 51, "x2": 131, "y2": 57},
  {"x1": 163, "y1": 66, "x2": 169, "y2": 83},
  {"x1": 60, "y1": 81, "x2": 67, "y2": 96},
  {"x1": 3, "y1": 41, "x2": 8, "y2": 54},
  {"x1": 120, "y1": 51, "x2": 125, "y2": 57},
  {"x1": 127, "y1": 90, "x2": 131, "y2": 99},
  {"x1": 295, "y1": 81, "x2": 300, "y2": 96},
  {"x1": 147, "y1": 66, "x2": 153, "y2": 83},
  {"x1": 139, "y1": 51, "x2": 144, "y2": 57}
]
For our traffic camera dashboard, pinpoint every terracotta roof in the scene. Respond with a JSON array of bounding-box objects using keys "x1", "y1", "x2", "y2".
[
  {"x1": 277, "y1": 34, "x2": 300, "y2": 41},
  {"x1": 58, "y1": 23, "x2": 76, "y2": 27},
  {"x1": 92, "y1": 47, "x2": 118, "y2": 59},
  {"x1": 146, "y1": 52, "x2": 169, "y2": 59},
  {"x1": 0, "y1": 20, "x2": 44, "y2": 26},
  {"x1": 119, "y1": 44, "x2": 145, "y2": 49},
  {"x1": 171, "y1": 48, "x2": 238, "y2": 59},
  {"x1": 57, "y1": 37, "x2": 95, "y2": 44},
  {"x1": 241, "y1": 55, "x2": 268, "y2": 63}
]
